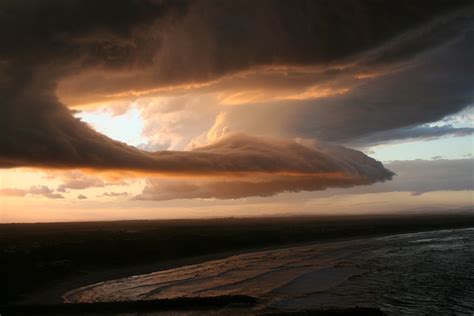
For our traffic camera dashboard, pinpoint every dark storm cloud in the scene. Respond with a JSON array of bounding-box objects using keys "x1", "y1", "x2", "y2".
[
  {"x1": 0, "y1": 0, "x2": 188, "y2": 65},
  {"x1": 215, "y1": 23, "x2": 474, "y2": 145},
  {"x1": 137, "y1": 147, "x2": 474, "y2": 201},
  {"x1": 138, "y1": 0, "x2": 469, "y2": 83},
  {"x1": 0, "y1": 0, "x2": 471, "y2": 175},
  {"x1": 136, "y1": 174, "x2": 388, "y2": 201},
  {"x1": 136, "y1": 134, "x2": 394, "y2": 200},
  {"x1": 0, "y1": 0, "x2": 189, "y2": 170},
  {"x1": 349, "y1": 125, "x2": 474, "y2": 148},
  {"x1": 57, "y1": 0, "x2": 473, "y2": 105}
]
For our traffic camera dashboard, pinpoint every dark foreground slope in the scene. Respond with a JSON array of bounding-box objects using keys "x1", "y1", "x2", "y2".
[{"x1": 1, "y1": 211, "x2": 473, "y2": 305}]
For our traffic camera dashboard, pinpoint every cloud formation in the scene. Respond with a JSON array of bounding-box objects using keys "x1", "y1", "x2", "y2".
[
  {"x1": 136, "y1": 158, "x2": 473, "y2": 201},
  {"x1": 136, "y1": 134, "x2": 393, "y2": 200},
  {"x1": 198, "y1": 25, "x2": 474, "y2": 147},
  {"x1": 349, "y1": 124, "x2": 474, "y2": 148},
  {"x1": 0, "y1": 186, "x2": 64, "y2": 199},
  {"x1": 307, "y1": 158, "x2": 474, "y2": 198},
  {"x1": 136, "y1": 174, "x2": 384, "y2": 201},
  {"x1": 1, "y1": 0, "x2": 472, "y2": 205},
  {"x1": 57, "y1": 0, "x2": 470, "y2": 106},
  {"x1": 57, "y1": 172, "x2": 106, "y2": 192},
  {"x1": 100, "y1": 192, "x2": 129, "y2": 197}
]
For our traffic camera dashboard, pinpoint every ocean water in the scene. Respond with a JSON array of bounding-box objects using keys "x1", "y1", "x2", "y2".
[{"x1": 64, "y1": 228, "x2": 474, "y2": 315}]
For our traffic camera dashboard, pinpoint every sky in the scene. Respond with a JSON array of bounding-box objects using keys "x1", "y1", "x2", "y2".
[{"x1": 0, "y1": 0, "x2": 472, "y2": 222}]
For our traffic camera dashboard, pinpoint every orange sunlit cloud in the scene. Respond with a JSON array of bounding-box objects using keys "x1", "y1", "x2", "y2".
[{"x1": 1, "y1": 1, "x2": 473, "y2": 223}]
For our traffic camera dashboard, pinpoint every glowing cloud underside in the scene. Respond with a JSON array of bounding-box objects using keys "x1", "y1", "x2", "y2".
[{"x1": 1, "y1": 0, "x2": 472, "y2": 202}]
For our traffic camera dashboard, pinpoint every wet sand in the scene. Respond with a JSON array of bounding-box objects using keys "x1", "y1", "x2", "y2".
[
  {"x1": 21, "y1": 248, "x2": 258, "y2": 305},
  {"x1": 62, "y1": 228, "x2": 474, "y2": 314},
  {"x1": 22, "y1": 239, "x2": 336, "y2": 305},
  {"x1": 5, "y1": 212, "x2": 473, "y2": 308}
]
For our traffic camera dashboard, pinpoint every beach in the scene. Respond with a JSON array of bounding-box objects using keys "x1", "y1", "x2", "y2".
[
  {"x1": 2, "y1": 213, "x2": 474, "y2": 315},
  {"x1": 63, "y1": 227, "x2": 474, "y2": 314}
]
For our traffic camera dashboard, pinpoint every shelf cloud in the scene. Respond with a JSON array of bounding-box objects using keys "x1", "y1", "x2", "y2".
[
  {"x1": 135, "y1": 134, "x2": 394, "y2": 200},
  {"x1": 1, "y1": 0, "x2": 472, "y2": 202}
]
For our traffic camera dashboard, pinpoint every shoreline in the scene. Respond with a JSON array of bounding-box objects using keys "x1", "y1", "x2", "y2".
[
  {"x1": 22, "y1": 236, "x2": 351, "y2": 305},
  {"x1": 19, "y1": 225, "x2": 473, "y2": 306}
]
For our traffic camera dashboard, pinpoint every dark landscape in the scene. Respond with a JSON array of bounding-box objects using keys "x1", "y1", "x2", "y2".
[{"x1": 2, "y1": 212, "x2": 474, "y2": 314}]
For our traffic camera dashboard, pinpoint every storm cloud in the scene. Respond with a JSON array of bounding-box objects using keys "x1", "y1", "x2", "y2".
[
  {"x1": 1, "y1": 0, "x2": 472, "y2": 199},
  {"x1": 349, "y1": 124, "x2": 474, "y2": 148},
  {"x1": 136, "y1": 158, "x2": 473, "y2": 201},
  {"x1": 199, "y1": 24, "x2": 474, "y2": 146},
  {"x1": 136, "y1": 134, "x2": 394, "y2": 200},
  {"x1": 136, "y1": 173, "x2": 390, "y2": 201}
]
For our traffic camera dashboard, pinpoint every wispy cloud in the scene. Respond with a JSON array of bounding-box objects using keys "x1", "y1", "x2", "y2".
[{"x1": 0, "y1": 186, "x2": 64, "y2": 199}]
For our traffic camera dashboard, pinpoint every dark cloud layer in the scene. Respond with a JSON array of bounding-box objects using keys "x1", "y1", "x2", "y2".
[
  {"x1": 137, "y1": 173, "x2": 389, "y2": 201},
  {"x1": 205, "y1": 16, "x2": 474, "y2": 145},
  {"x1": 349, "y1": 125, "x2": 474, "y2": 148},
  {"x1": 0, "y1": 0, "x2": 188, "y2": 170},
  {"x1": 0, "y1": 0, "x2": 471, "y2": 178},
  {"x1": 136, "y1": 135, "x2": 394, "y2": 200},
  {"x1": 2, "y1": 129, "x2": 395, "y2": 181},
  {"x1": 128, "y1": 0, "x2": 469, "y2": 84},
  {"x1": 138, "y1": 158, "x2": 471, "y2": 202}
]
